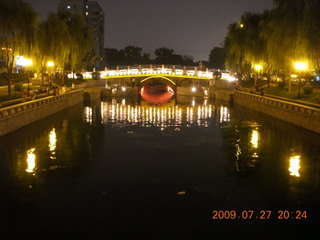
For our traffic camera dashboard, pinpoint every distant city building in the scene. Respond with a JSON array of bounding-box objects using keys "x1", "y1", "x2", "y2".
[
  {"x1": 87, "y1": 1, "x2": 104, "y2": 65},
  {"x1": 58, "y1": 0, "x2": 105, "y2": 68}
]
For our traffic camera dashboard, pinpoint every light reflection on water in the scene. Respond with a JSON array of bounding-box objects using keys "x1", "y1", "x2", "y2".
[
  {"x1": 99, "y1": 100, "x2": 214, "y2": 129},
  {"x1": 289, "y1": 155, "x2": 301, "y2": 177},
  {"x1": 6, "y1": 95, "x2": 314, "y2": 185},
  {"x1": 25, "y1": 148, "x2": 36, "y2": 174},
  {"x1": 49, "y1": 128, "x2": 57, "y2": 160},
  {"x1": 1, "y1": 95, "x2": 320, "y2": 227}
]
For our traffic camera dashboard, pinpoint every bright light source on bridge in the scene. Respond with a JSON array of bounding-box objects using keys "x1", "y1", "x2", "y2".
[
  {"x1": 121, "y1": 87, "x2": 127, "y2": 92},
  {"x1": 191, "y1": 87, "x2": 197, "y2": 92},
  {"x1": 204, "y1": 89, "x2": 208, "y2": 96}
]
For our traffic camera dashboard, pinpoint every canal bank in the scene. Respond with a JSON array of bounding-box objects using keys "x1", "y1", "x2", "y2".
[
  {"x1": 233, "y1": 90, "x2": 320, "y2": 134},
  {"x1": 0, "y1": 89, "x2": 84, "y2": 137}
]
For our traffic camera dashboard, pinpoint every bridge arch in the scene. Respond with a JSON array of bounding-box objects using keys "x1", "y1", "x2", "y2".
[{"x1": 140, "y1": 75, "x2": 176, "y2": 86}]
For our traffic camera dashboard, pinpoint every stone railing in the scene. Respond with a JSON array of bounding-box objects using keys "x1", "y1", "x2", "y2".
[
  {"x1": 233, "y1": 91, "x2": 320, "y2": 134},
  {"x1": 0, "y1": 89, "x2": 84, "y2": 137}
]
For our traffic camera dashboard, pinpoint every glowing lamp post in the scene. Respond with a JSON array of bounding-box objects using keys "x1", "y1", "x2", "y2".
[
  {"x1": 17, "y1": 56, "x2": 33, "y2": 96},
  {"x1": 25, "y1": 59, "x2": 33, "y2": 97},
  {"x1": 254, "y1": 64, "x2": 262, "y2": 90},
  {"x1": 47, "y1": 61, "x2": 55, "y2": 93},
  {"x1": 294, "y1": 62, "x2": 308, "y2": 98},
  {"x1": 47, "y1": 61, "x2": 54, "y2": 68}
]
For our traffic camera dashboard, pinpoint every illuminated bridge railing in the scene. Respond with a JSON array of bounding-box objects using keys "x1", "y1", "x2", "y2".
[{"x1": 81, "y1": 65, "x2": 214, "y2": 80}]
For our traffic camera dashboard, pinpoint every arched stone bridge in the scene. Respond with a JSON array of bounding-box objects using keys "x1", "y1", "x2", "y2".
[{"x1": 82, "y1": 65, "x2": 214, "y2": 86}]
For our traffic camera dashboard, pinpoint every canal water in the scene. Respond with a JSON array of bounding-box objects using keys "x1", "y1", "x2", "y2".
[{"x1": 0, "y1": 96, "x2": 320, "y2": 239}]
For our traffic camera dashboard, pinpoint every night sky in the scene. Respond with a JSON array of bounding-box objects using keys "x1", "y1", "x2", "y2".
[{"x1": 24, "y1": 0, "x2": 273, "y2": 61}]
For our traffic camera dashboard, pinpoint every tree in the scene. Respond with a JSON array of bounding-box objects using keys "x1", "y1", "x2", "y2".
[
  {"x1": 64, "y1": 13, "x2": 94, "y2": 72},
  {"x1": 154, "y1": 47, "x2": 174, "y2": 64},
  {"x1": 209, "y1": 47, "x2": 226, "y2": 69},
  {"x1": 225, "y1": 0, "x2": 320, "y2": 83},
  {"x1": 105, "y1": 48, "x2": 125, "y2": 67},
  {"x1": 35, "y1": 13, "x2": 72, "y2": 85},
  {"x1": 0, "y1": 0, "x2": 38, "y2": 94},
  {"x1": 35, "y1": 12, "x2": 94, "y2": 85},
  {"x1": 122, "y1": 46, "x2": 142, "y2": 65}
]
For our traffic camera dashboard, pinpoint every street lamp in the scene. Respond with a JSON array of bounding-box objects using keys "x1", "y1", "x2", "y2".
[
  {"x1": 294, "y1": 62, "x2": 308, "y2": 98},
  {"x1": 25, "y1": 59, "x2": 33, "y2": 97},
  {"x1": 17, "y1": 56, "x2": 33, "y2": 97},
  {"x1": 254, "y1": 64, "x2": 263, "y2": 90},
  {"x1": 47, "y1": 61, "x2": 55, "y2": 93}
]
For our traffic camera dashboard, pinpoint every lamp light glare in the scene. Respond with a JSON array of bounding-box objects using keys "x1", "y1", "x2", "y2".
[
  {"x1": 47, "y1": 61, "x2": 55, "y2": 67},
  {"x1": 294, "y1": 62, "x2": 308, "y2": 71},
  {"x1": 254, "y1": 65, "x2": 262, "y2": 71}
]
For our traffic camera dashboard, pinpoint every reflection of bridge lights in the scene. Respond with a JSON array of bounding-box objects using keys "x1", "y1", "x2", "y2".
[
  {"x1": 289, "y1": 155, "x2": 301, "y2": 177},
  {"x1": 26, "y1": 148, "x2": 36, "y2": 173},
  {"x1": 101, "y1": 100, "x2": 213, "y2": 129},
  {"x1": 219, "y1": 106, "x2": 230, "y2": 123},
  {"x1": 84, "y1": 106, "x2": 93, "y2": 124},
  {"x1": 49, "y1": 128, "x2": 57, "y2": 159},
  {"x1": 251, "y1": 129, "x2": 259, "y2": 149},
  {"x1": 191, "y1": 98, "x2": 196, "y2": 107}
]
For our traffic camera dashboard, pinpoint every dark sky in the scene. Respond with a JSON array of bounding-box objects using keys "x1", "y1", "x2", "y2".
[{"x1": 25, "y1": 0, "x2": 273, "y2": 61}]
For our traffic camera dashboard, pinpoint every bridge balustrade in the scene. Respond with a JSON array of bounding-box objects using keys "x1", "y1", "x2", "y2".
[{"x1": 81, "y1": 65, "x2": 214, "y2": 80}]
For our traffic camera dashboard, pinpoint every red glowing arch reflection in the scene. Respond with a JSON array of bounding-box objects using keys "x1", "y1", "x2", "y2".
[{"x1": 140, "y1": 85, "x2": 175, "y2": 104}]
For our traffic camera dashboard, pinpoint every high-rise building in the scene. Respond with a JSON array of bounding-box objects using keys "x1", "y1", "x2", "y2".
[
  {"x1": 58, "y1": 0, "x2": 105, "y2": 68},
  {"x1": 87, "y1": 1, "x2": 104, "y2": 65}
]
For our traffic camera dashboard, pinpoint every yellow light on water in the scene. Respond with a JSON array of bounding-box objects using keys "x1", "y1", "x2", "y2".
[
  {"x1": 251, "y1": 129, "x2": 259, "y2": 149},
  {"x1": 26, "y1": 148, "x2": 36, "y2": 173},
  {"x1": 49, "y1": 128, "x2": 57, "y2": 159},
  {"x1": 289, "y1": 155, "x2": 301, "y2": 177}
]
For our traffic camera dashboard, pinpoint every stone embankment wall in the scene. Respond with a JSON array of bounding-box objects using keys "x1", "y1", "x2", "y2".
[
  {"x1": 0, "y1": 89, "x2": 84, "y2": 137},
  {"x1": 233, "y1": 91, "x2": 320, "y2": 134},
  {"x1": 176, "y1": 87, "x2": 208, "y2": 97}
]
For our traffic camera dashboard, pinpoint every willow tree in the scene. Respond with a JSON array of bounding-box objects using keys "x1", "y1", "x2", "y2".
[
  {"x1": 297, "y1": 0, "x2": 320, "y2": 73},
  {"x1": 262, "y1": 1, "x2": 307, "y2": 75},
  {"x1": 63, "y1": 13, "x2": 94, "y2": 73},
  {"x1": 225, "y1": 12, "x2": 267, "y2": 79},
  {"x1": 35, "y1": 13, "x2": 73, "y2": 85},
  {"x1": 0, "y1": 0, "x2": 37, "y2": 95}
]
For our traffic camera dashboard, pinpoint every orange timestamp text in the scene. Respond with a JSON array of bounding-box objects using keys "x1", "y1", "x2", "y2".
[{"x1": 212, "y1": 210, "x2": 307, "y2": 220}]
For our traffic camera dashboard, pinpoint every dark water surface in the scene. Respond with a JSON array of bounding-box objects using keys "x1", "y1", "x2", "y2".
[{"x1": 1, "y1": 96, "x2": 320, "y2": 239}]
